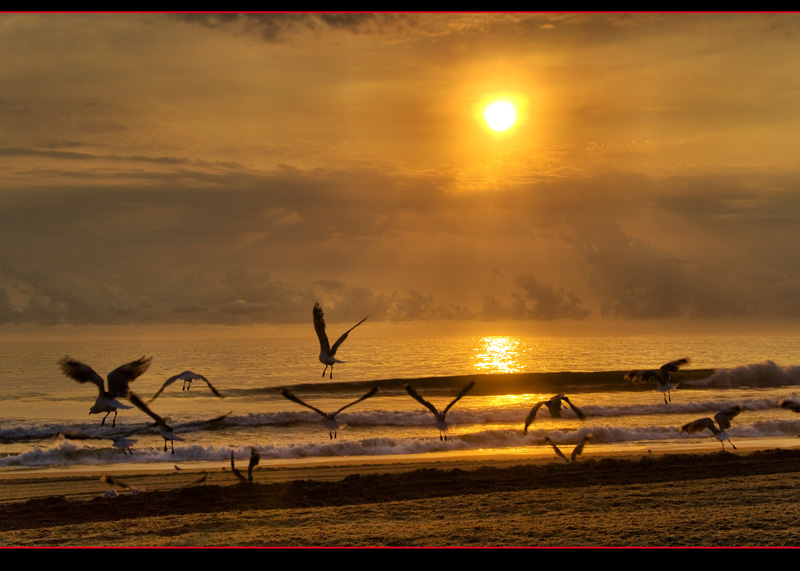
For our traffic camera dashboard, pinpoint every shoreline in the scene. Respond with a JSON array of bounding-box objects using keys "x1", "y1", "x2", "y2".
[{"x1": 3, "y1": 441, "x2": 800, "y2": 547}]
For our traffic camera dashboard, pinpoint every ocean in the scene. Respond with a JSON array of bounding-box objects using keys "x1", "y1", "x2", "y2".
[{"x1": 2, "y1": 327, "x2": 800, "y2": 473}]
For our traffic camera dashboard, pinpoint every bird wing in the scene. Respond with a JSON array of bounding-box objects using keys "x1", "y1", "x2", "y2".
[
  {"x1": 149, "y1": 374, "x2": 181, "y2": 403},
  {"x1": 442, "y1": 381, "x2": 475, "y2": 415},
  {"x1": 681, "y1": 417, "x2": 717, "y2": 435},
  {"x1": 199, "y1": 375, "x2": 224, "y2": 398},
  {"x1": 127, "y1": 391, "x2": 168, "y2": 427},
  {"x1": 524, "y1": 402, "x2": 545, "y2": 434},
  {"x1": 404, "y1": 384, "x2": 440, "y2": 416},
  {"x1": 562, "y1": 396, "x2": 586, "y2": 420},
  {"x1": 333, "y1": 385, "x2": 379, "y2": 416},
  {"x1": 714, "y1": 405, "x2": 742, "y2": 430},
  {"x1": 280, "y1": 389, "x2": 328, "y2": 418},
  {"x1": 660, "y1": 358, "x2": 689, "y2": 376},
  {"x1": 231, "y1": 451, "x2": 246, "y2": 482},
  {"x1": 545, "y1": 436, "x2": 569, "y2": 463},
  {"x1": 330, "y1": 316, "x2": 369, "y2": 356},
  {"x1": 107, "y1": 356, "x2": 153, "y2": 399},
  {"x1": 571, "y1": 434, "x2": 593, "y2": 461},
  {"x1": 247, "y1": 448, "x2": 260, "y2": 482},
  {"x1": 58, "y1": 357, "x2": 106, "y2": 394},
  {"x1": 313, "y1": 303, "x2": 332, "y2": 354}
]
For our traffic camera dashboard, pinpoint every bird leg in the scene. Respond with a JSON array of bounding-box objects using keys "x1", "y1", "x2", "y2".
[
  {"x1": 101, "y1": 411, "x2": 111, "y2": 426},
  {"x1": 322, "y1": 365, "x2": 328, "y2": 378},
  {"x1": 112, "y1": 410, "x2": 117, "y2": 427}
]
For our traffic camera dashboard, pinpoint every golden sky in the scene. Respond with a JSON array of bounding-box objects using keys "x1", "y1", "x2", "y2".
[{"x1": 2, "y1": 12, "x2": 800, "y2": 333}]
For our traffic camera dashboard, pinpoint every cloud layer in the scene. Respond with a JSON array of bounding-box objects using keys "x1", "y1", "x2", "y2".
[{"x1": 1, "y1": 13, "x2": 799, "y2": 330}]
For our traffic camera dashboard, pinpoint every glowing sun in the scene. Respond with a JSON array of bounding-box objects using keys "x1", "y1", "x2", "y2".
[{"x1": 483, "y1": 100, "x2": 517, "y2": 132}]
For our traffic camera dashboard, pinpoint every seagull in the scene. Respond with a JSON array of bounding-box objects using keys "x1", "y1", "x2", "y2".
[
  {"x1": 127, "y1": 392, "x2": 185, "y2": 454},
  {"x1": 523, "y1": 394, "x2": 586, "y2": 434},
  {"x1": 280, "y1": 386, "x2": 378, "y2": 439},
  {"x1": 405, "y1": 381, "x2": 475, "y2": 441},
  {"x1": 58, "y1": 356, "x2": 152, "y2": 427},
  {"x1": 625, "y1": 358, "x2": 689, "y2": 404},
  {"x1": 231, "y1": 448, "x2": 260, "y2": 483},
  {"x1": 680, "y1": 404, "x2": 742, "y2": 451},
  {"x1": 313, "y1": 302, "x2": 368, "y2": 379},
  {"x1": 543, "y1": 433, "x2": 594, "y2": 463},
  {"x1": 148, "y1": 371, "x2": 224, "y2": 403}
]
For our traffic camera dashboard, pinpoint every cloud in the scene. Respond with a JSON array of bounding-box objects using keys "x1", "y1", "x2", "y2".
[
  {"x1": 174, "y1": 13, "x2": 414, "y2": 42},
  {"x1": 513, "y1": 274, "x2": 591, "y2": 321}
]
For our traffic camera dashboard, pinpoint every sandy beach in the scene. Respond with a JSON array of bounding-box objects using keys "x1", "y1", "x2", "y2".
[{"x1": 3, "y1": 442, "x2": 800, "y2": 548}]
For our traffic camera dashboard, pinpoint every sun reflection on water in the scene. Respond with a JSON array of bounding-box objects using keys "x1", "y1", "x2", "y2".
[{"x1": 474, "y1": 336, "x2": 525, "y2": 374}]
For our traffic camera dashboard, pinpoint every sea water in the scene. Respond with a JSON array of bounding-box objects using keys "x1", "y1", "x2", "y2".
[{"x1": 1, "y1": 329, "x2": 800, "y2": 472}]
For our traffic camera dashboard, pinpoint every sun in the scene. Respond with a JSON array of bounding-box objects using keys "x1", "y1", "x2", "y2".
[{"x1": 483, "y1": 100, "x2": 517, "y2": 132}]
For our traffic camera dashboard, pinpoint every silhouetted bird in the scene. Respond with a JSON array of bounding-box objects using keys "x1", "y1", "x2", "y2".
[
  {"x1": 230, "y1": 448, "x2": 260, "y2": 483},
  {"x1": 58, "y1": 356, "x2": 152, "y2": 427},
  {"x1": 280, "y1": 386, "x2": 378, "y2": 439},
  {"x1": 127, "y1": 392, "x2": 185, "y2": 454},
  {"x1": 680, "y1": 404, "x2": 742, "y2": 451},
  {"x1": 148, "y1": 371, "x2": 224, "y2": 403},
  {"x1": 405, "y1": 381, "x2": 475, "y2": 441},
  {"x1": 543, "y1": 433, "x2": 593, "y2": 463},
  {"x1": 524, "y1": 394, "x2": 586, "y2": 434},
  {"x1": 313, "y1": 303, "x2": 368, "y2": 379},
  {"x1": 625, "y1": 358, "x2": 689, "y2": 404}
]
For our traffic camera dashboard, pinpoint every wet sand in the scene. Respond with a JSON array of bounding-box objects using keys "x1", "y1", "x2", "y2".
[{"x1": 3, "y1": 442, "x2": 800, "y2": 547}]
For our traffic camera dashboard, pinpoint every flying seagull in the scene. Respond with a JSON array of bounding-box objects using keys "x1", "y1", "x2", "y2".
[
  {"x1": 126, "y1": 392, "x2": 185, "y2": 454},
  {"x1": 405, "y1": 381, "x2": 475, "y2": 441},
  {"x1": 680, "y1": 404, "x2": 742, "y2": 451},
  {"x1": 523, "y1": 394, "x2": 586, "y2": 435},
  {"x1": 543, "y1": 433, "x2": 594, "y2": 463},
  {"x1": 625, "y1": 358, "x2": 689, "y2": 404},
  {"x1": 230, "y1": 448, "x2": 260, "y2": 483},
  {"x1": 148, "y1": 371, "x2": 224, "y2": 403},
  {"x1": 280, "y1": 386, "x2": 378, "y2": 439},
  {"x1": 58, "y1": 356, "x2": 152, "y2": 427},
  {"x1": 313, "y1": 303, "x2": 368, "y2": 379}
]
